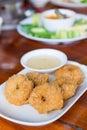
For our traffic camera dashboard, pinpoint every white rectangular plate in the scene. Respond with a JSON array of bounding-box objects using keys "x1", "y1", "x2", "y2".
[{"x1": 0, "y1": 61, "x2": 87, "y2": 126}]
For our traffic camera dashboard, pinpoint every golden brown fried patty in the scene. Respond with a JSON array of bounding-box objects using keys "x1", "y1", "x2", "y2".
[
  {"x1": 29, "y1": 83, "x2": 63, "y2": 114},
  {"x1": 26, "y1": 72, "x2": 49, "y2": 86},
  {"x1": 54, "y1": 64, "x2": 83, "y2": 85},
  {"x1": 4, "y1": 74, "x2": 34, "y2": 105}
]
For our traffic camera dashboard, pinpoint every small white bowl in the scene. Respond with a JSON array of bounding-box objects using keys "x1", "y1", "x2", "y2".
[
  {"x1": 20, "y1": 48, "x2": 67, "y2": 73},
  {"x1": 41, "y1": 9, "x2": 76, "y2": 32},
  {"x1": 29, "y1": 0, "x2": 49, "y2": 8}
]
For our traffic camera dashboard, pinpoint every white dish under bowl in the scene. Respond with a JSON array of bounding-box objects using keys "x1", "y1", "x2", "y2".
[
  {"x1": 50, "y1": 0, "x2": 87, "y2": 8},
  {"x1": 20, "y1": 48, "x2": 68, "y2": 73},
  {"x1": 17, "y1": 13, "x2": 87, "y2": 45}
]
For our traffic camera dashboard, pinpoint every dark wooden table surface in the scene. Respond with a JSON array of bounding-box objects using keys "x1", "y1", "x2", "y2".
[{"x1": 0, "y1": 3, "x2": 87, "y2": 130}]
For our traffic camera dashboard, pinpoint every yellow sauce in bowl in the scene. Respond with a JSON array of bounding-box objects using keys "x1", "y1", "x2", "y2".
[
  {"x1": 45, "y1": 14, "x2": 63, "y2": 19},
  {"x1": 45, "y1": 14, "x2": 70, "y2": 19},
  {"x1": 26, "y1": 56, "x2": 61, "y2": 70}
]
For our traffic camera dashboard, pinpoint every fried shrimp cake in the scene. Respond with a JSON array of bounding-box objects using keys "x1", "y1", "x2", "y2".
[
  {"x1": 54, "y1": 64, "x2": 83, "y2": 85},
  {"x1": 51, "y1": 78, "x2": 78, "y2": 100},
  {"x1": 60, "y1": 82, "x2": 77, "y2": 100},
  {"x1": 4, "y1": 74, "x2": 34, "y2": 105},
  {"x1": 26, "y1": 72, "x2": 49, "y2": 86},
  {"x1": 29, "y1": 83, "x2": 63, "y2": 114}
]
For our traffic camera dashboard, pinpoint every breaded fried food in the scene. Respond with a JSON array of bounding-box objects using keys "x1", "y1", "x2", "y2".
[
  {"x1": 26, "y1": 72, "x2": 49, "y2": 86},
  {"x1": 4, "y1": 74, "x2": 34, "y2": 105},
  {"x1": 51, "y1": 78, "x2": 78, "y2": 100},
  {"x1": 54, "y1": 64, "x2": 83, "y2": 85},
  {"x1": 60, "y1": 82, "x2": 77, "y2": 100},
  {"x1": 29, "y1": 83, "x2": 63, "y2": 114}
]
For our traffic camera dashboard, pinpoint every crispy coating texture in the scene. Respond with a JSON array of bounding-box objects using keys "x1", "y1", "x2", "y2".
[
  {"x1": 4, "y1": 63, "x2": 84, "y2": 113},
  {"x1": 4, "y1": 74, "x2": 34, "y2": 105},
  {"x1": 60, "y1": 82, "x2": 77, "y2": 100},
  {"x1": 29, "y1": 83, "x2": 63, "y2": 114},
  {"x1": 54, "y1": 64, "x2": 83, "y2": 85},
  {"x1": 26, "y1": 72, "x2": 49, "y2": 86},
  {"x1": 51, "y1": 78, "x2": 78, "y2": 100}
]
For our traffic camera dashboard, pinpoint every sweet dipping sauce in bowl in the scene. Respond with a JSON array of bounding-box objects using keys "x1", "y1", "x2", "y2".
[
  {"x1": 26, "y1": 56, "x2": 61, "y2": 69},
  {"x1": 20, "y1": 48, "x2": 68, "y2": 73},
  {"x1": 41, "y1": 9, "x2": 76, "y2": 32}
]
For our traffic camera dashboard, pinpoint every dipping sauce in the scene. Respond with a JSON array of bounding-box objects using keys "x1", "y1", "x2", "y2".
[
  {"x1": 45, "y1": 14, "x2": 70, "y2": 19},
  {"x1": 45, "y1": 14, "x2": 63, "y2": 19},
  {"x1": 26, "y1": 56, "x2": 61, "y2": 70}
]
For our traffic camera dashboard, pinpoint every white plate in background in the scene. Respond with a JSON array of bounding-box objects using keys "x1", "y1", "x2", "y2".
[
  {"x1": 50, "y1": 0, "x2": 87, "y2": 8},
  {"x1": 17, "y1": 13, "x2": 87, "y2": 45}
]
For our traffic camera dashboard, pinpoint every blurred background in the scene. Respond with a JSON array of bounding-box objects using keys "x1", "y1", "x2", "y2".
[
  {"x1": 0, "y1": 0, "x2": 50, "y2": 30},
  {"x1": 0, "y1": 0, "x2": 87, "y2": 30}
]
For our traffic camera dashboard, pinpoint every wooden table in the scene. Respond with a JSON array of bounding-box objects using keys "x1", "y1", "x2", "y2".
[{"x1": 0, "y1": 3, "x2": 87, "y2": 130}]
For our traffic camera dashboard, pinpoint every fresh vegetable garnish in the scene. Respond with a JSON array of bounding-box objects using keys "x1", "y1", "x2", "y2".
[
  {"x1": 20, "y1": 14, "x2": 87, "y2": 39},
  {"x1": 81, "y1": 0, "x2": 87, "y2": 3},
  {"x1": 74, "y1": 19, "x2": 87, "y2": 25}
]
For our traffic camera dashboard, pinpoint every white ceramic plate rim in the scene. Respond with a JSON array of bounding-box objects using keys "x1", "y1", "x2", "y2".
[
  {"x1": 50, "y1": 0, "x2": 87, "y2": 8},
  {"x1": 17, "y1": 13, "x2": 87, "y2": 45},
  {"x1": 0, "y1": 61, "x2": 87, "y2": 126}
]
